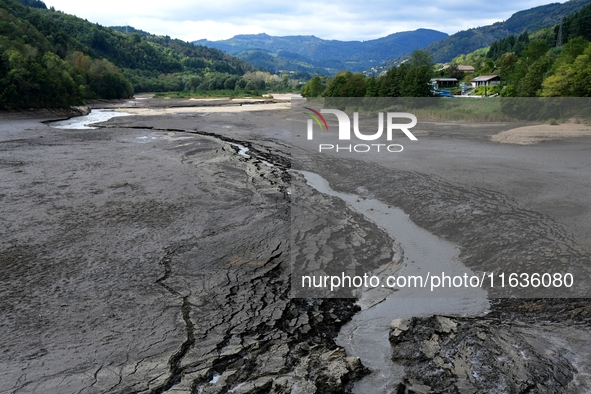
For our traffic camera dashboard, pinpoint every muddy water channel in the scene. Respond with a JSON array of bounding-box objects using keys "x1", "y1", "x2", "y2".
[{"x1": 298, "y1": 170, "x2": 490, "y2": 393}]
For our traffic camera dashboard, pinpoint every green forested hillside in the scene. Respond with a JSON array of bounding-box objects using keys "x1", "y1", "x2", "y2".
[
  {"x1": 451, "y1": 2, "x2": 591, "y2": 98},
  {"x1": 0, "y1": 0, "x2": 253, "y2": 109},
  {"x1": 0, "y1": 0, "x2": 133, "y2": 108},
  {"x1": 43, "y1": 12, "x2": 252, "y2": 90},
  {"x1": 425, "y1": 0, "x2": 591, "y2": 63}
]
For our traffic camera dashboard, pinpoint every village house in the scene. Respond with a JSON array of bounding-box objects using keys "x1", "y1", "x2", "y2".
[
  {"x1": 438, "y1": 64, "x2": 476, "y2": 73},
  {"x1": 457, "y1": 65, "x2": 475, "y2": 72},
  {"x1": 471, "y1": 75, "x2": 501, "y2": 87}
]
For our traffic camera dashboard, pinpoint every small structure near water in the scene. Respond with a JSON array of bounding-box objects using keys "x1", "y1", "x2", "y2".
[{"x1": 430, "y1": 78, "x2": 458, "y2": 89}]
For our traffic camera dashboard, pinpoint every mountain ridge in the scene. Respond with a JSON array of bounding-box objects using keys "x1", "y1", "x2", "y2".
[{"x1": 194, "y1": 29, "x2": 448, "y2": 74}]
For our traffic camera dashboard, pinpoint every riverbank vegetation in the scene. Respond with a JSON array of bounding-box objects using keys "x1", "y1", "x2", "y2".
[
  {"x1": 301, "y1": 50, "x2": 434, "y2": 98},
  {"x1": 152, "y1": 90, "x2": 270, "y2": 99}
]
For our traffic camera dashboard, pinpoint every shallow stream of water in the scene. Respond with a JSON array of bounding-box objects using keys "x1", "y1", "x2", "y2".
[
  {"x1": 49, "y1": 109, "x2": 131, "y2": 129},
  {"x1": 298, "y1": 170, "x2": 490, "y2": 393}
]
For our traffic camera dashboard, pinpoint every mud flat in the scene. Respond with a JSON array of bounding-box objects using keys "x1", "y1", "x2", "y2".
[
  {"x1": 0, "y1": 104, "x2": 376, "y2": 393},
  {"x1": 2, "y1": 101, "x2": 591, "y2": 393},
  {"x1": 116, "y1": 102, "x2": 290, "y2": 116},
  {"x1": 290, "y1": 114, "x2": 591, "y2": 391}
]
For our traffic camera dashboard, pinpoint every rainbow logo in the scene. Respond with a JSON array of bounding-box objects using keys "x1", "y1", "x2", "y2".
[{"x1": 304, "y1": 107, "x2": 329, "y2": 131}]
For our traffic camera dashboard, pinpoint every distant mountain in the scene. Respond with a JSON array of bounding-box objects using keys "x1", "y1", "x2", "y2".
[
  {"x1": 374, "y1": 0, "x2": 591, "y2": 70},
  {"x1": 193, "y1": 29, "x2": 448, "y2": 75}
]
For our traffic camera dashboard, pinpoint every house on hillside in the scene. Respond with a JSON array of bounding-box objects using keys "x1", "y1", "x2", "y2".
[
  {"x1": 471, "y1": 75, "x2": 500, "y2": 87},
  {"x1": 437, "y1": 64, "x2": 475, "y2": 73},
  {"x1": 457, "y1": 65, "x2": 475, "y2": 72},
  {"x1": 430, "y1": 78, "x2": 458, "y2": 89}
]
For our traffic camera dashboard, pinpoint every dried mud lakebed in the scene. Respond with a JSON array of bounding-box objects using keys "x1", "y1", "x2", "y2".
[
  {"x1": 0, "y1": 102, "x2": 369, "y2": 394},
  {"x1": 1, "y1": 98, "x2": 591, "y2": 393}
]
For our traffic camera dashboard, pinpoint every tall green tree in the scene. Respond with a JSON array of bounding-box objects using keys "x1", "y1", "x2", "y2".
[
  {"x1": 301, "y1": 76, "x2": 323, "y2": 97},
  {"x1": 323, "y1": 72, "x2": 350, "y2": 97}
]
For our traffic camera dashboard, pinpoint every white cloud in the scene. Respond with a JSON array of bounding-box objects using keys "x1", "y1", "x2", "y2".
[{"x1": 43, "y1": 0, "x2": 565, "y2": 41}]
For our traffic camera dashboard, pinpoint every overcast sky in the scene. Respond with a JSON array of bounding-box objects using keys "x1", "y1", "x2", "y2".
[{"x1": 44, "y1": 0, "x2": 564, "y2": 42}]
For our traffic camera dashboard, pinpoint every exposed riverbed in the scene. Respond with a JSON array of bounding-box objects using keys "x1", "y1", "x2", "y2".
[
  {"x1": 3, "y1": 98, "x2": 591, "y2": 393},
  {"x1": 49, "y1": 108, "x2": 132, "y2": 129},
  {"x1": 298, "y1": 170, "x2": 489, "y2": 393}
]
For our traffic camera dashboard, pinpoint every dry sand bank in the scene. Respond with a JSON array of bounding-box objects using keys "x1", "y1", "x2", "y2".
[{"x1": 492, "y1": 122, "x2": 591, "y2": 144}]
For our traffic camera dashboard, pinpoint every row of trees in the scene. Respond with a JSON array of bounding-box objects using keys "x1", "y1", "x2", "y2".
[
  {"x1": 161, "y1": 70, "x2": 302, "y2": 95},
  {"x1": 486, "y1": 32, "x2": 530, "y2": 60},
  {"x1": 301, "y1": 50, "x2": 434, "y2": 98}
]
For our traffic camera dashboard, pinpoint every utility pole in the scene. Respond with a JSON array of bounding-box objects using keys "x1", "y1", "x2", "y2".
[{"x1": 557, "y1": 20, "x2": 563, "y2": 47}]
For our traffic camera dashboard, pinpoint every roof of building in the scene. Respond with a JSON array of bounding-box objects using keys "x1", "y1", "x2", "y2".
[
  {"x1": 471, "y1": 75, "x2": 500, "y2": 81},
  {"x1": 438, "y1": 64, "x2": 475, "y2": 72},
  {"x1": 430, "y1": 78, "x2": 458, "y2": 82}
]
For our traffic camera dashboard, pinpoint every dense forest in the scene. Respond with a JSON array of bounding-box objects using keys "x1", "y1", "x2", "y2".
[
  {"x1": 0, "y1": 0, "x2": 253, "y2": 109},
  {"x1": 0, "y1": 0, "x2": 133, "y2": 108}
]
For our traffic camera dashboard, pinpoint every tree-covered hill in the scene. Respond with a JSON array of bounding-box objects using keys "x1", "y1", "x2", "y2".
[
  {"x1": 450, "y1": 2, "x2": 591, "y2": 98},
  {"x1": 1, "y1": 0, "x2": 253, "y2": 109},
  {"x1": 0, "y1": 0, "x2": 132, "y2": 108},
  {"x1": 424, "y1": 0, "x2": 591, "y2": 63}
]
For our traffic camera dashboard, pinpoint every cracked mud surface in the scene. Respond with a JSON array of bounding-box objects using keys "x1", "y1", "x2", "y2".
[
  {"x1": 2, "y1": 102, "x2": 591, "y2": 393},
  {"x1": 0, "y1": 109, "x2": 378, "y2": 393}
]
